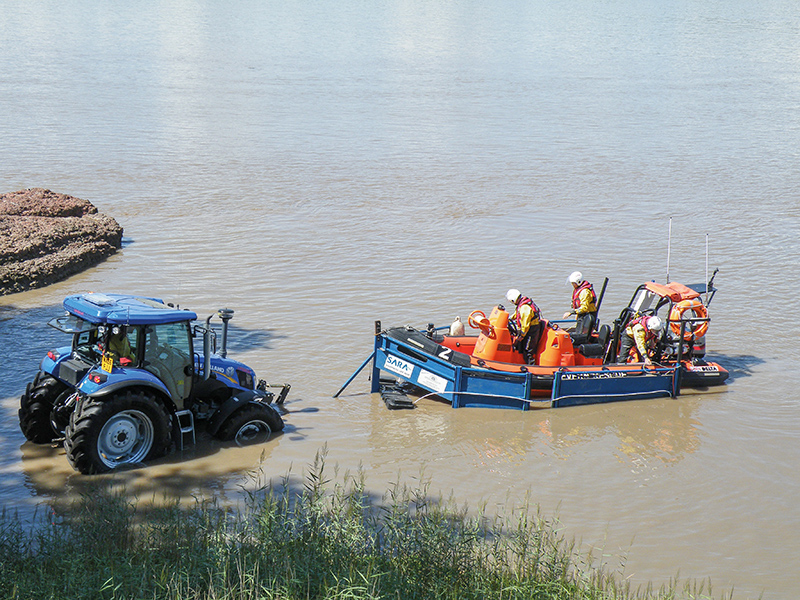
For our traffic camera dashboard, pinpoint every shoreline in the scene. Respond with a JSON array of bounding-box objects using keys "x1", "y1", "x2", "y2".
[{"x1": 0, "y1": 188, "x2": 123, "y2": 296}]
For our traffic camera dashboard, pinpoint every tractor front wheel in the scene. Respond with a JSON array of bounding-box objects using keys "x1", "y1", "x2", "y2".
[
  {"x1": 217, "y1": 403, "x2": 284, "y2": 447},
  {"x1": 19, "y1": 372, "x2": 70, "y2": 443},
  {"x1": 64, "y1": 390, "x2": 171, "y2": 474}
]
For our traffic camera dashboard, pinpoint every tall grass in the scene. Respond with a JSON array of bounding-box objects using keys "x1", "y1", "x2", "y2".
[{"x1": 0, "y1": 448, "x2": 728, "y2": 600}]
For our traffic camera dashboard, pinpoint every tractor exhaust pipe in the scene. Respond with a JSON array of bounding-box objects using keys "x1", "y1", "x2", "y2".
[
  {"x1": 203, "y1": 314, "x2": 213, "y2": 380},
  {"x1": 218, "y1": 308, "x2": 234, "y2": 359},
  {"x1": 203, "y1": 309, "x2": 235, "y2": 379}
]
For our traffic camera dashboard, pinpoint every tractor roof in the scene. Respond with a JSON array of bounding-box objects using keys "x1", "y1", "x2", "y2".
[{"x1": 62, "y1": 293, "x2": 198, "y2": 325}]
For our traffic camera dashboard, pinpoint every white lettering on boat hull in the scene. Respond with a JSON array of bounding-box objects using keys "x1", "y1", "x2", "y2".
[{"x1": 384, "y1": 354, "x2": 414, "y2": 379}]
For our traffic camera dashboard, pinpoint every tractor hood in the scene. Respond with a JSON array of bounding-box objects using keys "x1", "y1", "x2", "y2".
[{"x1": 62, "y1": 293, "x2": 198, "y2": 325}]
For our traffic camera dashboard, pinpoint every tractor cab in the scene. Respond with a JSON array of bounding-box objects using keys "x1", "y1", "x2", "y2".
[{"x1": 140, "y1": 320, "x2": 194, "y2": 405}]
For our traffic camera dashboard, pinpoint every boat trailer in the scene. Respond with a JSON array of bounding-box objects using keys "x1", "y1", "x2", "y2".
[{"x1": 336, "y1": 321, "x2": 681, "y2": 410}]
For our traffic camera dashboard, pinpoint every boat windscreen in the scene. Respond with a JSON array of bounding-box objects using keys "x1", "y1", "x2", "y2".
[{"x1": 630, "y1": 289, "x2": 658, "y2": 313}]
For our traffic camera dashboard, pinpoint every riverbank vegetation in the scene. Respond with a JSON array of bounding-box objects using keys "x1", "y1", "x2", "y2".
[{"x1": 0, "y1": 450, "x2": 725, "y2": 600}]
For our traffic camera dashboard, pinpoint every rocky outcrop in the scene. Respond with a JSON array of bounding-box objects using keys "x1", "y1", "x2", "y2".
[{"x1": 0, "y1": 188, "x2": 123, "y2": 296}]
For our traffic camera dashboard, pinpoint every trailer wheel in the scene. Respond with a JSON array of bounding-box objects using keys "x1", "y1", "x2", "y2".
[
  {"x1": 217, "y1": 403, "x2": 283, "y2": 447},
  {"x1": 19, "y1": 372, "x2": 70, "y2": 443},
  {"x1": 64, "y1": 390, "x2": 171, "y2": 474}
]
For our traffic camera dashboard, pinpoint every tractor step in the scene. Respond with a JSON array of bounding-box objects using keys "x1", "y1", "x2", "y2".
[{"x1": 175, "y1": 409, "x2": 195, "y2": 449}]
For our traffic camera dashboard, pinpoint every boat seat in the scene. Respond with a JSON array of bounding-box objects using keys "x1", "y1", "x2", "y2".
[{"x1": 577, "y1": 324, "x2": 610, "y2": 358}]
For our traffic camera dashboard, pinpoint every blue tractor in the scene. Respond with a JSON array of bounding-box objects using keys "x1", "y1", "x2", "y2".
[{"x1": 19, "y1": 293, "x2": 290, "y2": 474}]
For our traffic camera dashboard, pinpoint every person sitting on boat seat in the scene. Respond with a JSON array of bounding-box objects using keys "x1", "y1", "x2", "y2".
[
  {"x1": 617, "y1": 315, "x2": 663, "y2": 366},
  {"x1": 563, "y1": 271, "x2": 598, "y2": 345},
  {"x1": 506, "y1": 288, "x2": 544, "y2": 364}
]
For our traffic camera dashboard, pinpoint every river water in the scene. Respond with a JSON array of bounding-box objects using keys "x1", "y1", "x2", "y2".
[{"x1": 1, "y1": 1, "x2": 799, "y2": 597}]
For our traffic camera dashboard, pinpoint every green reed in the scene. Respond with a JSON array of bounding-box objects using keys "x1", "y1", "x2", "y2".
[{"x1": 0, "y1": 448, "x2": 730, "y2": 600}]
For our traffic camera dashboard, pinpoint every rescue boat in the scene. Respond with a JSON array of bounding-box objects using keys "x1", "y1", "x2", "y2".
[{"x1": 336, "y1": 276, "x2": 727, "y2": 410}]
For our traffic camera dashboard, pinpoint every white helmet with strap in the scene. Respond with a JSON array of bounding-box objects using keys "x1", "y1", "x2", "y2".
[
  {"x1": 567, "y1": 271, "x2": 583, "y2": 285},
  {"x1": 506, "y1": 288, "x2": 521, "y2": 303}
]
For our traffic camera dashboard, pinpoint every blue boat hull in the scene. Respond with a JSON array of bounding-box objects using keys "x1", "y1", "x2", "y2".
[{"x1": 368, "y1": 328, "x2": 680, "y2": 410}]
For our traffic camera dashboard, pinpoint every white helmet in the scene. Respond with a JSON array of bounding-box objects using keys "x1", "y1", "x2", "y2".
[
  {"x1": 506, "y1": 288, "x2": 521, "y2": 303},
  {"x1": 646, "y1": 316, "x2": 663, "y2": 331},
  {"x1": 567, "y1": 271, "x2": 583, "y2": 285}
]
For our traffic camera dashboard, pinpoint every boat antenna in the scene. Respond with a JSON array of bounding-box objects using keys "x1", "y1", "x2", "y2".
[
  {"x1": 666, "y1": 217, "x2": 672, "y2": 283},
  {"x1": 705, "y1": 233, "x2": 709, "y2": 305}
]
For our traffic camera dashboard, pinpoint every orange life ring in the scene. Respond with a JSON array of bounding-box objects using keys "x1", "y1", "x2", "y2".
[
  {"x1": 468, "y1": 310, "x2": 495, "y2": 338},
  {"x1": 669, "y1": 299, "x2": 709, "y2": 339}
]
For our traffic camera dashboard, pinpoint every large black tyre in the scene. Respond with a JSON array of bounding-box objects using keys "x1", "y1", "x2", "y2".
[
  {"x1": 64, "y1": 390, "x2": 171, "y2": 474},
  {"x1": 19, "y1": 372, "x2": 70, "y2": 443},
  {"x1": 217, "y1": 403, "x2": 284, "y2": 447}
]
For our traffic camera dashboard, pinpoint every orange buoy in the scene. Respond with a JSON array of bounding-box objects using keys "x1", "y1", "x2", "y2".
[
  {"x1": 472, "y1": 306, "x2": 524, "y2": 364},
  {"x1": 669, "y1": 299, "x2": 709, "y2": 339},
  {"x1": 468, "y1": 310, "x2": 494, "y2": 338}
]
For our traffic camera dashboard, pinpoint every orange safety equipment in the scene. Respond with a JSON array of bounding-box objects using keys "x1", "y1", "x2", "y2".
[
  {"x1": 512, "y1": 296, "x2": 541, "y2": 332},
  {"x1": 472, "y1": 306, "x2": 523, "y2": 364},
  {"x1": 628, "y1": 314, "x2": 660, "y2": 341},
  {"x1": 669, "y1": 299, "x2": 709, "y2": 339},
  {"x1": 468, "y1": 310, "x2": 495, "y2": 338},
  {"x1": 571, "y1": 280, "x2": 597, "y2": 311}
]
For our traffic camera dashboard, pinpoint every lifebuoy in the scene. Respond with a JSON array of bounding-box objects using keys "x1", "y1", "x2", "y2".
[
  {"x1": 669, "y1": 299, "x2": 709, "y2": 339},
  {"x1": 468, "y1": 310, "x2": 495, "y2": 338}
]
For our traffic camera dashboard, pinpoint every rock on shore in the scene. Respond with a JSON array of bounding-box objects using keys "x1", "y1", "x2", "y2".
[{"x1": 0, "y1": 188, "x2": 123, "y2": 296}]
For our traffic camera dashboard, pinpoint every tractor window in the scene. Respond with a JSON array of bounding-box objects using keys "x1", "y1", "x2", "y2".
[
  {"x1": 75, "y1": 328, "x2": 102, "y2": 362},
  {"x1": 127, "y1": 327, "x2": 140, "y2": 358},
  {"x1": 47, "y1": 314, "x2": 103, "y2": 361},
  {"x1": 106, "y1": 326, "x2": 139, "y2": 365},
  {"x1": 48, "y1": 314, "x2": 95, "y2": 334},
  {"x1": 155, "y1": 322, "x2": 191, "y2": 354},
  {"x1": 143, "y1": 322, "x2": 193, "y2": 402}
]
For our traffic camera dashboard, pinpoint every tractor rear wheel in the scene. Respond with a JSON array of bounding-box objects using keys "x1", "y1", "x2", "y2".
[
  {"x1": 64, "y1": 390, "x2": 171, "y2": 474},
  {"x1": 217, "y1": 403, "x2": 284, "y2": 447},
  {"x1": 19, "y1": 372, "x2": 70, "y2": 443}
]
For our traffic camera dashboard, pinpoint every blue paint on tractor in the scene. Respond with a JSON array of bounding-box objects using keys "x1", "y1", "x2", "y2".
[{"x1": 19, "y1": 292, "x2": 290, "y2": 474}]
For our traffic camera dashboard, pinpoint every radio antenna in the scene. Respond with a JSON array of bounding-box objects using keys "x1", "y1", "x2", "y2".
[
  {"x1": 705, "y1": 233, "x2": 709, "y2": 305},
  {"x1": 666, "y1": 217, "x2": 672, "y2": 283}
]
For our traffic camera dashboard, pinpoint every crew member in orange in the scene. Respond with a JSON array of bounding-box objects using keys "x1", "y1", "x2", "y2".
[
  {"x1": 506, "y1": 288, "x2": 543, "y2": 364},
  {"x1": 617, "y1": 315, "x2": 663, "y2": 365},
  {"x1": 563, "y1": 271, "x2": 598, "y2": 344}
]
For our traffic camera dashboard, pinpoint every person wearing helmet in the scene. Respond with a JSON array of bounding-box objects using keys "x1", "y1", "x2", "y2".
[
  {"x1": 506, "y1": 288, "x2": 543, "y2": 364},
  {"x1": 562, "y1": 271, "x2": 598, "y2": 345},
  {"x1": 107, "y1": 325, "x2": 134, "y2": 366},
  {"x1": 616, "y1": 314, "x2": 663, "y2": 365}
]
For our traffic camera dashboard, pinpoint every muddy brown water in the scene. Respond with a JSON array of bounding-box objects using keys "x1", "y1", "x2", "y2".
[{"x1": 1, "y1": 2, "x2": 799, "y2": 597}]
